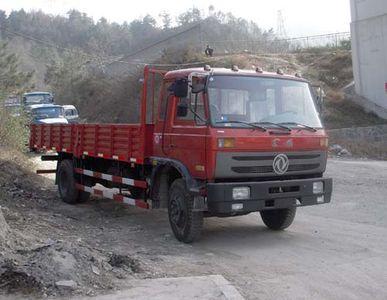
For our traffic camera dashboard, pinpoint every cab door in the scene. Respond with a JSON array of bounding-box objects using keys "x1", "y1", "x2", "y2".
[
  {"x1": 153, "y1": 80, "x2": 174, "y2": 158},
  {"x1": 168, "y1": 90, "x2": 208, "y2": 179}
]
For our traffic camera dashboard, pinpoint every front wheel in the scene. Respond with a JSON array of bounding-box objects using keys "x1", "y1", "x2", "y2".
[
  {"x1": 168, "y1": 179, "x2": 203, "y2": 243},
  {"x1": 260, "y1": 207, "x2": 296, "y2": 230}
]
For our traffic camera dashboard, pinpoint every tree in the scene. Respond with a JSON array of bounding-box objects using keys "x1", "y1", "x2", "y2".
[
  {"x1": 177, "y1": 8, "x2": 202, "y2": 26},
  {"x1": 0, "y1": 42, "x2": 33, "y2": 151},
  {"x1": 0, "y1": 10, "x2": 7, "y2": 39},
  {"x1": 0, "y1": 42, "x2": 33, "y2": 98},
  {"x1": 159, "y1": 12, "x2": 172, "y2": 29},
  {"x1": 44, "y1": 51, "x2": 89, "y2": 106}
]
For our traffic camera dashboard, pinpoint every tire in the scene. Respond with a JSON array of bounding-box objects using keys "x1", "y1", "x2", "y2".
[
  {"x1": 77, "y1": 190, "x2": 90, "y2": 203},
  {"x1": 260, "y1": 207, "x2": 296, "y2": 230},
  {"x1": 168, "y1": 179, "x2": 203, "y2": 243},
  {"x1": 57, "y1": 160, "x2": 89, "y2": 204}
]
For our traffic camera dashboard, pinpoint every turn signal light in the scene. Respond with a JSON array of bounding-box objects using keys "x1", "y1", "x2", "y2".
[
  {"x1": 320, "y1": 137, "x2": 329, "y2": 148},
  {"x1": 218, "y1": 138, "x2": 235, "y2": 148}
]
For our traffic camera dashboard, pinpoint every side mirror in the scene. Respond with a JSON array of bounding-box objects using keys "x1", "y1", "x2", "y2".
[
  {"x1": 176, "y1": 100, "x2": 188, "y2": 117},
  {"x1": 170, "y1": 78, "x2": 188, "y2": 98}
]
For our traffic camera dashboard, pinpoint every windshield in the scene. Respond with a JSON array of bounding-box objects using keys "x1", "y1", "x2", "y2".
[
  {"x1": 24, "y1": 94, "x2": 52, "y2": 105},
  {"x1": 207, "y1": 75, "x2": 322, "y2": 128},
  {"x1": 32, "y1": 107, "x2": 64, "y2": 119}
]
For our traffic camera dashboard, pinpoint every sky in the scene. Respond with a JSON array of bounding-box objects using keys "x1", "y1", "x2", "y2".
[{"x1": 1, "y1": 0, "x2": 351, "y2": 37}]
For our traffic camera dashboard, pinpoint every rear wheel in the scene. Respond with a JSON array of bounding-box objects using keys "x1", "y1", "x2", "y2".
[
  {"x1": 260, "y1": 207, "x2": 296, "y2": 230},
  {"x1": 168, "y1": 179, "x2": 203, "y2": 243},
  {"x1": 77, "y1": 190, "x2": 90, "y2": 203},
  {"x1": 57, "y1": 160, "x2": 89, "y2": 204}
]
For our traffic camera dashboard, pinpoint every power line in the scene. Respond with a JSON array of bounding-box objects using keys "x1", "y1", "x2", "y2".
[
  {"x1": 0, "y1": 24, "x2": 207, "y2": 68},
  {"x1": 0, "y1": 25, "x2": 118, "y2": 63},
  {"x1": 108, "y1": 22, "x2": 202, "y2": 65}
]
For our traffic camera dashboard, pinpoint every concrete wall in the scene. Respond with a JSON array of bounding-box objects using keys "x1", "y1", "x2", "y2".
[
  {"x1": 351, "y1": 0, "x2": 387, "y2": 21},
  {"x1": 350, "y1": 0, "x2": 387, "y2": 119}
]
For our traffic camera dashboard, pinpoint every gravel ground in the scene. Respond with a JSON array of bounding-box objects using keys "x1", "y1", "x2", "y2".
[{"x1": 1, "y1": 154, "x2": 387, "y2": 299}]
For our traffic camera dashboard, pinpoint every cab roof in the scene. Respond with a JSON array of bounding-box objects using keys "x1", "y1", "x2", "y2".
[
  {"x1": 62, "y1": 105, "x2": 77, "y2": 110},
  {"x1": 24, "y1": 91, "x2": 52, "y2": 96},
  {"x1": 29, "y1": 104, "x2": 62, "y2": 110},
  {"x1": 163, "y1": 67, "x2": 308, "y2": 83}
]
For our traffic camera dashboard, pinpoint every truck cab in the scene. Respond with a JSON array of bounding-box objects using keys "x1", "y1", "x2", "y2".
[
  {"x1": 151, "y1": 66, "x2": 332, "y2": 241},
  {"x1": 23, "y1": 92, "x2": 54, "y2": 109}
]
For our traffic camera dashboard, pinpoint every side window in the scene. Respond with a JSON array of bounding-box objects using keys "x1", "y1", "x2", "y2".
[{"x1": 175, "y1": 92, "x2": 206, "y2": 125}]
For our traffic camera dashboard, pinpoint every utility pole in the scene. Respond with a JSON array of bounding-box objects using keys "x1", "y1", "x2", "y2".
[{"x1": 276, "y1": 10, "x2": 288, "y2": 39}]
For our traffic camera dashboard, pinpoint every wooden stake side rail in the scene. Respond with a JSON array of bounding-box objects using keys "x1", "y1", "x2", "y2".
[{"x1": 30, "y1": 124, "x2": 146, "y2": 164}]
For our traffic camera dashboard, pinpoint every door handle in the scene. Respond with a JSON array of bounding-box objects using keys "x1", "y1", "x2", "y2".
[{"x1": 169, "y1": 144, "x2": 177, "y2": 149}]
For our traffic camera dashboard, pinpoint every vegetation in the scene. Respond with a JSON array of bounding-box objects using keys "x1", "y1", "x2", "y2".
[
  {"x1": 0, "y1": 8, "x2": 279, "y2": 56},
  {"x1": 0, "y1": 42, "x2": 32, "y2": 151},
  {"x1": 0, "y1": 8, "x2": 385, "y2": 131},
  {"x1": 0, "y1": 42, "x2": 33, "y2": 97}
]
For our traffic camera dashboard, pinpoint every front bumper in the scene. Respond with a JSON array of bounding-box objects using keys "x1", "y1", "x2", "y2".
[{"x1": 207, "y1": 177, "x2": 332, "y2": 215}]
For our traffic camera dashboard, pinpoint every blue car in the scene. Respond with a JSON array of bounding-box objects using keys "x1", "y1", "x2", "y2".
[{"x1": 30, "y1": 104, "x2": 68, "y2": 125}]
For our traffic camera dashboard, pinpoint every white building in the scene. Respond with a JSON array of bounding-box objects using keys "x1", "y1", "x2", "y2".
[{"x1": 350, "y1": 0, "x2": 387, "y2": 119}]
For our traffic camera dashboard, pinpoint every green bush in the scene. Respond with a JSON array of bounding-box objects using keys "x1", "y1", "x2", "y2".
[{"x1": 0, "y1": 106, "x2": 29, "y2": 152}]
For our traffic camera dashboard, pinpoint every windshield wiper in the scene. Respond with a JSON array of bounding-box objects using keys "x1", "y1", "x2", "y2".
[
  {"x1": 279, "y1": 122, "x2": 317, "y2": 132},
  {"x1": 215, "y1": 120, "x2": 267, "y2": 131},
  {"x1": 253, "y1": 122, "x2": 291, "y2": 131}
]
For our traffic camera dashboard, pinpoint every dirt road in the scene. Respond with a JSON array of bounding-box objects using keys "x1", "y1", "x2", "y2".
[{"x1": 2, "y1": 157, "x2": 387, "y2": 299}]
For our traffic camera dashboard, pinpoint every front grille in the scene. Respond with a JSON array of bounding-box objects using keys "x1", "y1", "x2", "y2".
[
  {"x1": 215, "y1": 151, "x2": 327, "y2": 178},
  {"x1": 232, "y1": 163, "x2": 320, "y2": 174},
  {"x1": 288, "y1": 163, "x2": 320, "y2": 172},
  {"x1": 232, "y1": 166, "x2": 273, "y2": 174},
  {"x1": 232, "y1": 154, "x2": 320, "y2": 161}
]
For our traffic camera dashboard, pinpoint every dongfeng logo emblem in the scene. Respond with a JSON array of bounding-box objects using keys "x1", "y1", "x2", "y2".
[{"x1": 273, "y1": 154, "x2": 289, "y2": 175}]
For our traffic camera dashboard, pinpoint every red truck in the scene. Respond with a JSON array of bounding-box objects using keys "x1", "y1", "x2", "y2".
[{"x1": 30, "y1": 65, "x2": 332, "y2": 243}]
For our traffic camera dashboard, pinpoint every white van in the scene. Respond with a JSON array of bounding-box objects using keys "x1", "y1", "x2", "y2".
[{"x1": 62, "y1": 105, "x2": 80, "y2": 123}]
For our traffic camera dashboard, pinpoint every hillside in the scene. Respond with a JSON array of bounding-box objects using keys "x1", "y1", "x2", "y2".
[{"x1": 1, "y1": 9, "x2": 386, "y2": 129}]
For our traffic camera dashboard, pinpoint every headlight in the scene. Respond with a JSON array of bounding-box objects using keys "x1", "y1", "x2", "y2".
[
  {"x1": 313, "y1": 182, "x2": 324, "y2": 194},
  {"x1": 233, "y1": 187, "x2": 250, "y2": 200}
]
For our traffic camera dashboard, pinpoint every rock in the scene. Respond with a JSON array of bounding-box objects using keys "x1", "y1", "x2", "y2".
[
  {"x1": 55, "y1": 280, "x2": 78, "y2": 289},
  {"x1": 102, "y1": 261, "x2": 113, "y2": 271},
  {"x1": 44, "y1": 238, "x2": 56, "y2": 246},
  {"x1": 0, "y1": 208, "x2": 11, "y2": 242},
  {"x1": 86, "y1": 289, "x2": 95, "y2": 296},
  {"x1": 339, "y1": 148, "x2": 352, "y2": 156},
  {"x1": 92, "y1": 265, "x2": 100, "y2": 275},
  {"x1": 329, "y1": 144, "x2": 343, "y2": 154}
]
